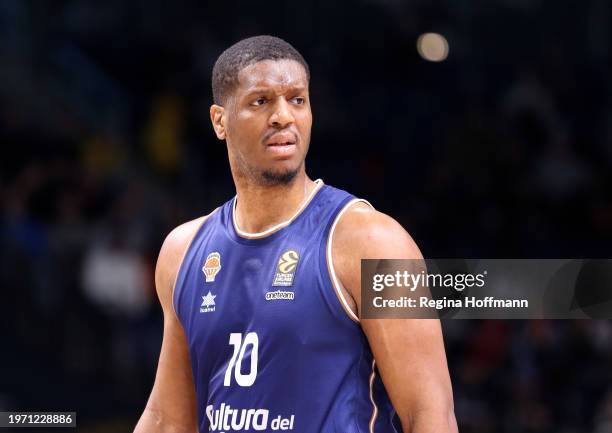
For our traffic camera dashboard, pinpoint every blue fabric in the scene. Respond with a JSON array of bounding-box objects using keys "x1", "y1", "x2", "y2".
[{"x1": 174, "y1": 183, "x2": 397, "y2": 433}]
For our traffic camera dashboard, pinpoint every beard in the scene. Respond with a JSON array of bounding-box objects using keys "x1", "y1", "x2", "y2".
[
  {"x1": 260, "y1": 167, "x2": 299, "y2": 185},
  {"x1": 229, "y1": 145, "x2": 305, "y2": 187}
]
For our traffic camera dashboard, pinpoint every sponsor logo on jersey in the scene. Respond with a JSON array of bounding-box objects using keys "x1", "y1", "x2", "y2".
[
  {"x1": 203, "y1": 252, "x2": 222, "y2": 282},
  {"x1": 265, "y1": 290, "x2": 295, "y2": 301},
  {"x1": 206, "y1": 403, "x2": 295, "y2": 431},
  {"x1": 200, "y1": 290, "x2": 216, "y2": 313},
  {"x1": 272, "y1": 249, "x2": 299, "y2": 287}
]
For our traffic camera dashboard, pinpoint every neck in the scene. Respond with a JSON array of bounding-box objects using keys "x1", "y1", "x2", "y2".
[{"x1": 233, "y1": 171, "x2": 318, "y2": 234}]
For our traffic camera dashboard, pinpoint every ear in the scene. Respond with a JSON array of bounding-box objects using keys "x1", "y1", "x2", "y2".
[{"x1": 210, "y1": 104, "x2": 226, "y2": 140}]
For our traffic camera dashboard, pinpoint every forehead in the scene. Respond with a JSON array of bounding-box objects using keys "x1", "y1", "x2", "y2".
[{"x1": 236, "y1": 59, "x2": 308, "y2": 93}]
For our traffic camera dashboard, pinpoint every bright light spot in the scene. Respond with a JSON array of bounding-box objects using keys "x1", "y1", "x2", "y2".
[{"x1": 417, "y1": 33, "x2": 449, "y2": 62}]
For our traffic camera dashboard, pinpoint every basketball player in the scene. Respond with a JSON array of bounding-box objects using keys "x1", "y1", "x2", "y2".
[{"x1": 134, "y1": 36, "x2": 457, "y2": 433}]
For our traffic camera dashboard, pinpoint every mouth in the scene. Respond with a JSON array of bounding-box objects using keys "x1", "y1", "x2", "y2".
[
  {"x1": 265, "y1": 133, "x2": 298, "y2": 158},
  {"x1": 265, "y1": 132, "x2": 297, "y2": 147},
  {"x1": 268, "y1": 141, "x2": 295, "y2": 147}
]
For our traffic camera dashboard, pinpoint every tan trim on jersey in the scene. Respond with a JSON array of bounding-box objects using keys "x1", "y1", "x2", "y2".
[
  {"x1": 326, "y1": 198, "x2": 374, "y2": 323},
  {"x1": 231, "y1": 179, "x2": 324, "y2": 239},
  {"x1": 369, "y1": 360, "x2": 379, "y2": 433},
  {"x1": 171, "y1": 207, "x2": 219, "y2": 319}
]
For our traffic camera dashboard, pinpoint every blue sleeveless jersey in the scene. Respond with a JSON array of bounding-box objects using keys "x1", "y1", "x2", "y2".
[{"x1": 174, "y1": 181, "x2": 397, "y2": 433}]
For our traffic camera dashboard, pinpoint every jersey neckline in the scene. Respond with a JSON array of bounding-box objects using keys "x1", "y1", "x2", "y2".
[{"x1": 230, "y1": 179, "x2": 324, "y2": 240}]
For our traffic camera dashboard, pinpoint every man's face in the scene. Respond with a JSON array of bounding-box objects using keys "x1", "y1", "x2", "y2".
[{"x1": 211, "y1": 59, "x2": 312, "y2": 185}]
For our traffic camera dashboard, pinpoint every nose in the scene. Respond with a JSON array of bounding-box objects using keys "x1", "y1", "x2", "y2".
[{"x1": 269, "y1": 97, "x2": 295, "y2": 129}]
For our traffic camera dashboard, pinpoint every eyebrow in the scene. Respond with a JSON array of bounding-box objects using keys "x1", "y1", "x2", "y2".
[{"x1": 245, "y1": 85, "x2": 307, "y2": 96}]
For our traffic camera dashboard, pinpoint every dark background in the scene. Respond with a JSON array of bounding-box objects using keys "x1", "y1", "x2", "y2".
[{"x1": 1, "y1": 0, "x2": 612, "y2": 432}]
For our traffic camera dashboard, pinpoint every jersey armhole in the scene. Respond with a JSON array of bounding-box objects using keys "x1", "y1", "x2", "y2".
[
  {"x1": 325, "y1": 198, "x2": 374, "y2": 323},
  {"x1": 171, "y1": 208, "x2": 219, "y2": 319}
]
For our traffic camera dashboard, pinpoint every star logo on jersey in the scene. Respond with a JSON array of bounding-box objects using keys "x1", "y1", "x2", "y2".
[
  {"x1": 271, "y1": 249, "x2": 300, "y2": 288},
  {"x1": 202, "y1": 252, "x2": 222, "y2": 282},
  {"x1": 200, "y1": 290, "x2": 216, "y2": 313}
]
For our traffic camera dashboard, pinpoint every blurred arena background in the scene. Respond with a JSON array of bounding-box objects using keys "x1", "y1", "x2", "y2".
[{"x1": 1, "y1": 1, "x2": 612, "y2": 432}]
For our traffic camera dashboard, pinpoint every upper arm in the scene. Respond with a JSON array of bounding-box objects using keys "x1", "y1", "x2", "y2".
[
  {"x1": 332, "y1": 204, "x2": 457, "y2": 432},
  {"x1": 331, "y1": 202, "x2": 423, "y2": 315},
  {"x1": 134, "y1": 215, "x2": 208, "y2": 433}
]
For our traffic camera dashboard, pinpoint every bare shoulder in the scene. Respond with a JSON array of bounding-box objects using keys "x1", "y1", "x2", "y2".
[
  {"x1": 135, "y1": 213, "x2": 213, "y2": 433},
  {"x1": 331, "y1": 201, "x2": 422, "y2": 316},
  {"x1": 333, "y1": 201, "x2": 423, "y2": 260},
  {"x1": 155, "y1": 212, "x2": 214, "y2": 311}
]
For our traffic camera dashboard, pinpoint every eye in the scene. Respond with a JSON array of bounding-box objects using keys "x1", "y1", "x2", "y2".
[
  {"x1": 292, "y1": 96, "x2": 305, "y2": 105},
  {"x1": 251, "y1": 97, "x2": 268, "y2": 106}
]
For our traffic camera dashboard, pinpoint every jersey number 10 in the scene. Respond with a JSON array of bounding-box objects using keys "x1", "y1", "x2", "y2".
[{"x1": 224, "y1": 332, "x2": 259, "y2": 387}]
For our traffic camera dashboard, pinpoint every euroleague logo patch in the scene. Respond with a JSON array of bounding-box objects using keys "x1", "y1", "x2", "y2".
[
  {"x1": 271, "y1": 249, "x2": 299, "y2": 287},
  {"x1": 203, "y1": 252, "x2": 222, "y2": 282}
]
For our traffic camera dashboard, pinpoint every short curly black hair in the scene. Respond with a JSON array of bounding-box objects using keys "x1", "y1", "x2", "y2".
[{"x1": 212, "y1": 35, "x2": 310, "y2": 106}]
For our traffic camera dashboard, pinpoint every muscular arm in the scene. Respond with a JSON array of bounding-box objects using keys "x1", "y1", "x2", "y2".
[
  {"x1": 134, "y1": 216, "x2": 208, "y2": 433},
  {"x1": 333, "y1": 203, "x2": 458, "y2": 433}
]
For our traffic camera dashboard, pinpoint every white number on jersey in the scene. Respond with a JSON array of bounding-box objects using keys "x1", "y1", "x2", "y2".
[{"x1": 224, "y1": 332, "x2": 259, "y2": 387}]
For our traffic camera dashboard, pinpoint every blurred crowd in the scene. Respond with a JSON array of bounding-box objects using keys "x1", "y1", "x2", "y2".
[{"x1": 1, "y1": 0, "x2": 611, "y2": 432}]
